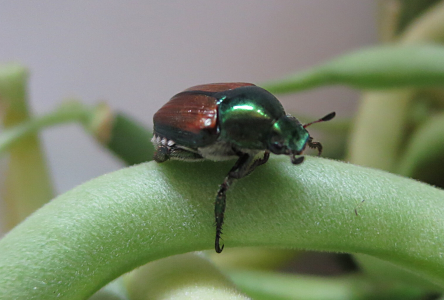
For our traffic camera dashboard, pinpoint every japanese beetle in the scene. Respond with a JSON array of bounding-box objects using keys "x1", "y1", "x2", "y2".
[{"x1": 152, "y1": 82, "x2": 335, "y2": 253}]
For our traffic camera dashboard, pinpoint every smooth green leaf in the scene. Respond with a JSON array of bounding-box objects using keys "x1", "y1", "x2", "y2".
[{"x1": 262, "y1": 45, "x2": 444, "y2": 94}]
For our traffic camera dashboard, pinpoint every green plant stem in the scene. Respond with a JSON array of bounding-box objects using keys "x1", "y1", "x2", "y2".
[
  {"x1": 261, "y1": 69, "x2": 331, "y2": 94},
  {"x1": 207, "y1": 247, "x2": 298, "y2": 271},
  {"x1": 228, "y1": 270, "x2": 427, "y2": 300},
  {"x1": 348, "y1": 0, "x2": 444, "y2": 285},
  {"x1": 124, "y1": 253, "x2": 250, "y2": 300},
  {"x1": 354, "y1": 254, "x2": 441, "y2": 292},
  {"x1": 1, "y1": 157, "x2": 444, "y2": 299},
  {"x1": 0, "y1": 102, "x2": 96, "y2": 156},
  {"x1": 347, "y1": 89, "x2": 413, "y2": 171},
  {"x1": 262, "y1": 45, "x2": 444, "y2": 94},
  {"x1": 396, "y1": 112, "x2": 444, "y2": 177},
  {"x1": 29, "y1": 102, "x2": 154, "y2": 166},
  {"x1": 348, "y1": 1, "x2": 444, "y2": 171},
  {"x1": 105, "y1": 113, "x2": 154, "y2": 165},
  {"x1": 0, "y1": 64, "x2": 54, "y2": 230},
  {"x1": 394, "y1": 0, "x2": 441, "y2": 37},
  {"x1": 0, "y1": 103, "x2": 154, "y2": 166},
  {"x1": 400, "y1": 0, "x2": 444, "y2": 43},
  {"x1": 378, "y1": 0, "x2": 401, "y2": 42},
  {"x1": 89, "y1": 278, "x2": 129, "y2": 300}
]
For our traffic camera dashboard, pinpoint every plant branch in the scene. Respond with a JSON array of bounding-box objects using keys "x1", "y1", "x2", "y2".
[
  {"x1": 124, "y1": 253, "x2": 250, "y2": 300},
  {"x1": 262, "y1": 45, "x2": 444, "y2": 94},
  {"x1": 0, "y1": 64, "x2": 54, "y2": 230},
  {"x1": 396, "y1": 112, "x2": 444, "y2": 177},
  {"x1": 0, "y1": 157, "x2": 444, "y2": 299},
  {"x1": 228, "y1": 269, "x2": 427, "y2": 300},
  {"x1": 0, "y1": 102, "x2": 96, "y2": 156}
]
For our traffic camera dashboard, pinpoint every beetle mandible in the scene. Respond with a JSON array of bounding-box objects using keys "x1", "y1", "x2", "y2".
[{"x1": 152, "y1": 82, "x2": 335, "y2": 253}]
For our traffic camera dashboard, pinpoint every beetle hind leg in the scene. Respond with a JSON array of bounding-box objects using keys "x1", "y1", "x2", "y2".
[
  {"x1": 153, "y1": 145, "x2": 170, "y2": 162},
  {"x1": 152, "y1": 135, "x2": 204, "y2": 162}
]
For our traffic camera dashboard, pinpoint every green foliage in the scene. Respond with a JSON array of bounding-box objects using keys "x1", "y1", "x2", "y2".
[
  {"x1": 2, "y1": 2, "x2": 444, "y2": 299},
  {"x1": 263, "y1": 45, "x2": 444, "y2": 93},
  {"x1": 1, "y1": 158, "x2": 444, "y2": 299}
]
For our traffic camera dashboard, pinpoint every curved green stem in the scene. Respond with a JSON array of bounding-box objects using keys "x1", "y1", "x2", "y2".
[
  {"x1": 348, "y1": 1, "x2": 444, "y2": 170},
  {"x1": 262, "y1": 45, "x2": 444, "y2": 94},
  {"x1": 208, "y1": 247, "x2": 298, "y2": 271},
  {"x1": 0, "y1": 102, "x2": 98, "y2": 156},
  {"x1": 347, "y1": 89, "x2": 413, "y2": 171},
  {"x1": 124, "y1": 253, "x2": 250, "y2": 300},
  {"x1": 348, "y1": 1, "x2": 444, "y2": 285},
  {"x1": 0, "y1": 64, "x2": 54, "y2": 230},
  {"x1": 0, "y1": 104, "x2": 154, "y2": 166},
  {"x1": 228, "y1": 269, "x2": 427, "y2": 300},
  {"x1": 400, "y1": 0, "x2": 444, "y2": 43},
  {"x1": 396, "y1": 112, "x2": 444, "y2": 177},
  {"x1": 105, "y1": 113, "x2": 154, "y2": 165},
  {"x1": 89, "y1": 277, "x2": 129, "y2": 300},
  {"x1": 354, "y1": 254, "x2": 442, "y2": 292},
  {"x1": 1, "y1": 157, "x2": 444, "y2": 299}
]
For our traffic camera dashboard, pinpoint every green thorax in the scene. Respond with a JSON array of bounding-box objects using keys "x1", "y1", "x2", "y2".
[{"x1": 216, "y1": 86, "x2": 286, "y2": 149}]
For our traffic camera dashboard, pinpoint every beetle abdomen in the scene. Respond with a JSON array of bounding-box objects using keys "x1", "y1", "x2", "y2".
[{"x1": 153, "y1": 92, "x2": 219, "y2": 148}]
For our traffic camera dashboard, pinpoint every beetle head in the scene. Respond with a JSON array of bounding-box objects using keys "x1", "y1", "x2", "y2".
[
  {"x1": 267, "y1": 115, "x2": 309, "y2": 164},
  {"x1": 267, "y1": 112, "x2": 336, "y2": 164}
]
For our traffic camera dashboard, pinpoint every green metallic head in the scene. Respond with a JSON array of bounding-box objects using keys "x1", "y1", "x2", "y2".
[
  {"x1": 267, "y1": 112, "x2": 336, "y2": 164},
  {"x1": 267, "y1": 115, "x2": 310, "y2": 164}
]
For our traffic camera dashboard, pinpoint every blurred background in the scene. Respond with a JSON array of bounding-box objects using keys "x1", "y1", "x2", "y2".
[{"x1": 0, "y1": 1, "x2": 377, "y2": 193}]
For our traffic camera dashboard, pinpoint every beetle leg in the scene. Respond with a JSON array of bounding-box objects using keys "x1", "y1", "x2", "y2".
[
  {"x1": 246, "y1": 151, "x2": 270, "y2": 175},
  {"x1": 307, "y1": 137, "x2": 323, "y2": 156},
  {"x1": 154, "y1": 144, "x2": 203, "y2": 162},
  {"x1": 153, "y1": 145, "x2": 170, "y2": 162},
  {"x1": 231, "y1": 151, "x2": 270, "y2": 179},
  {"x1": 215, "y1": 151, "x2": 270, "y2": 253},
  {"x1": 215, "y1": 153, "x2": 254, "y2": 253},
  {"x1": 255, "y1": 151, "x2": 270, "y2": 167}
]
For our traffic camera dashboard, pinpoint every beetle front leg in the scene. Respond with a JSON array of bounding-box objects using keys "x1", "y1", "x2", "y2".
[
  {"x1": 307, "y1": 137, "x2": 323, "y2": 156},
  {"x1": 215, "y1": 153, "x2": 254, "y2": 253}
]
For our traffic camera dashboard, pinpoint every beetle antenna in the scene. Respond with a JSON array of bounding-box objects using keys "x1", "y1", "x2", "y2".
[{"x1": 303, "y1": 112, "x2": 336, "y2": 128}]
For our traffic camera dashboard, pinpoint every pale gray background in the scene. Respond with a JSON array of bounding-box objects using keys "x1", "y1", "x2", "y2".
[{"x1": 0, "y1": 1, "x2": 377, "y2": 194}]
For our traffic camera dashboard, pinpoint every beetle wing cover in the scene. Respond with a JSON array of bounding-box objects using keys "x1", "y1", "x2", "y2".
[
  {"x1": 153, "y1": 92, "x2": 219, "y2": 148},
  {"x1": 185, "y1": 82, "x2": 255, "y2": 93}
]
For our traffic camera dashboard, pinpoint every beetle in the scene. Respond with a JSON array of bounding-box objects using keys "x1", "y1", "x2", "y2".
[{"x1": 152, "y1": 82, "x2": 335, "y2": 253}]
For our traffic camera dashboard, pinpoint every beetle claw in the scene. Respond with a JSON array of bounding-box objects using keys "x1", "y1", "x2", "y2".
[
  {"x1": 291, "y1": 155, "x2": 305, "y2": 165},
  {"x1": 215, "y1": 237, "x2": 224, "y2": 253},
  {"x1": 308, "y1": 139, "x2": 323, "y2": 156}
]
